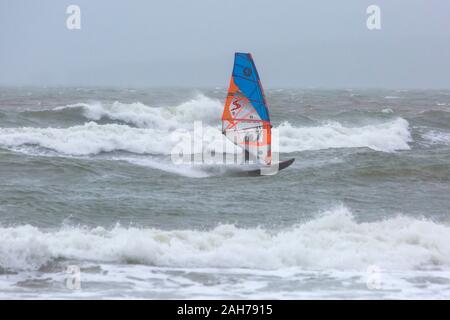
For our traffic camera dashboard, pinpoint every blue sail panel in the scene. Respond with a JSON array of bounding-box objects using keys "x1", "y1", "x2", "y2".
[{"x1": 232, "y1": 53, "x2": 270, "y2": 122}]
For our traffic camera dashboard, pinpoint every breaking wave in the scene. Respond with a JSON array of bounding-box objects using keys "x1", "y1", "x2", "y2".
[
  {"x1": 0, "y1": 122, "x2": 172, "y2": 155},
  {"x1": 1, "y1": 206, "x2": 449, "y2": 271},
  {"x1": 278, "y1": 118, "x2": 411, "y2": 152},
  {"x1": 53, "y1": 94, "x2": 222, "y2": 129},
  {"x1": 0, "y1": 94, "x2": 412, "y2": 155}
]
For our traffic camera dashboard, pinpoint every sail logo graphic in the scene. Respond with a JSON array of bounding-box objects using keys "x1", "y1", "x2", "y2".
[{"x1": 243, "y1": 67, "x2": 252, "y2": 77}]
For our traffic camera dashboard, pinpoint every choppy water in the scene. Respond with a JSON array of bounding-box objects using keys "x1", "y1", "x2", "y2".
[{"x1": 0, "y1": 87, "x2": 449, "y2": 299}]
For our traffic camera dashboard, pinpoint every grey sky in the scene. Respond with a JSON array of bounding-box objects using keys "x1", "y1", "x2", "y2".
[{"x1": 1, "y1": 0, "x2": 449, "y2": 88}]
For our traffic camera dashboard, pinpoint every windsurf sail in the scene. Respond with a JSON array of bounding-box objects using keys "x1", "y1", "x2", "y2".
[{"x1": 222, "y1": 53, "x2": 272, "y2": 165}]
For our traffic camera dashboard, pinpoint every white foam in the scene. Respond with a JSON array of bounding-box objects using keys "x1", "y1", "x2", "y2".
[
  {"x1": 423, "y1": 130, "x2": 450, "y2": 146},
  {"x1": 1, "y1": 95, "x2": 413, "y2": 157},
  {"x1": 57, "y1": 94, "x2": 223, "y2": 129},
  {"x1": 1, "y1": 206, "x2": 449, "y2": 272},
  {"x1": 0, "y1": 118, "x2": 412, "y2": 156},
  {"x1": 0, "y1": 122, "x2": 173, "y2": 155},
  {"x1": 277, "y1": 118, "x2": 411, "y2": 152}
]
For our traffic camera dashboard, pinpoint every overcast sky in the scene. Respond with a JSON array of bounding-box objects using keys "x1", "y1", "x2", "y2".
[{"x1": 1, "y1": 0, "x2": 449, "y2": 88}]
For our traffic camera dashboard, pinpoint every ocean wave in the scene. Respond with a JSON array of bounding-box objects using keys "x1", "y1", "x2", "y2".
[
  {"x1": 21, "y1": 107, "x2": 88, "y2": 122},
  {"x1": 278, "y1": 118, "x2": 411, "y2": 152},
  {"x1": 53, "y1": 94, "x2": 223, "y2": 129},
  {"x1": 0, "y1": 122, "x2": 173, "y2": 155},
  {"x1": 1, "y1": 206, "x2": 449, "y2": 271},
  {"x1": 0, "y1": 117, "x2": 412, "y2": 156}
]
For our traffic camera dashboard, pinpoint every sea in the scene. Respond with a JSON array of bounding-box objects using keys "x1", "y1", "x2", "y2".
[{"x1": 0, "y1": 87, "x2": 449, "y2": 299}]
